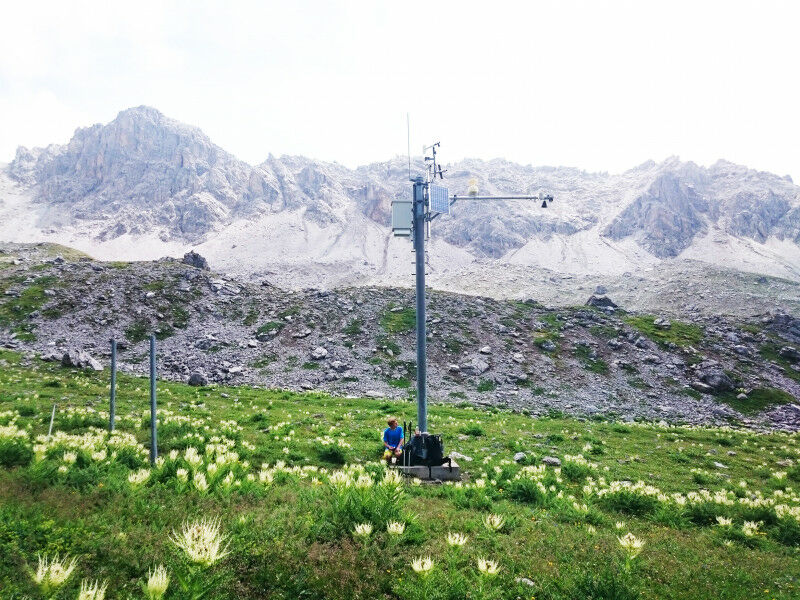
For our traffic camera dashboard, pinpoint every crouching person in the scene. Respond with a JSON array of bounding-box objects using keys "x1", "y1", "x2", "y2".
[{"x1": 382, "y1": 417, "x2": 404, "y2": 464}]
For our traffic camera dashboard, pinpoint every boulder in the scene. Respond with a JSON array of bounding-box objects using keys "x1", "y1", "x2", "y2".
[
  {"x1": 182, "y1": 250, "x2": 210, "y2": 270},
  {"x1": 513, "y1": 451, "x2": 527, "y2": 463},
  {"x1": 586, "y1": 295, "x2": 618, "y2": 309},
  {"x1": 653, "y1": 317, "x2": 671, "y2": 329},
  {"x1": 539, "y1": 340, "x2": 557, "y2": 352},
  {"x1": 62, "y1": 349, "x2": 102, "y2": 371},
  {"x1": 479, "y1": 345, "x2": 492, "y2": 355},
  {"x1": 188, "y1": 372, "x2": 209, "y2": 386},
  {"x1": 311, "y1": 346, "x2": 328, "y2": 360},
  {"x1": 690, "y1": 381, "x2": 713, "y2": 394},
  {"x1": 542, "y1": 456, "x2": 561, "y2": 467},
  {"x1": 450, "y1": 451, "x2": 473, "y2": 462},
  {"x1": 779, "y1": 346, "x2": 800, "y2": 362},
  {"x1": 694, "y1": 361, "x2": 735, "y2": 393},
  {"x1": 461, "y1": 356, "x2": 490, "y2": 376}
]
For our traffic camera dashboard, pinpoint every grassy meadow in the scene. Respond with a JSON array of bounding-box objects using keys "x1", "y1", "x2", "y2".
[{"x1": 0, "y1": 349, "x2": 799, "y2": 599}]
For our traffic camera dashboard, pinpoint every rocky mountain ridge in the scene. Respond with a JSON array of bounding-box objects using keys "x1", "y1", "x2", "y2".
[{"x1": 2, "y1": 106, "x2": 800, "y2": 293}]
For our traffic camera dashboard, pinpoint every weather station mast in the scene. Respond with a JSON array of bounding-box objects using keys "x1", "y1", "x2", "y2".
[{"x1": 392, "y1": 136, "x2": 553, "y2": 481}]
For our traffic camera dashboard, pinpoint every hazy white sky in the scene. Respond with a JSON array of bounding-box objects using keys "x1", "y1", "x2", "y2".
[{"x1": 1, "y1": 1, "x2": 799, "y2": 179}]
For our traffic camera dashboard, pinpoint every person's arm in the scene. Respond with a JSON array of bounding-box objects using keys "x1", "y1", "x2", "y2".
[{"x1": 383, "y1": 430, "x2": 393, "y2": 449}]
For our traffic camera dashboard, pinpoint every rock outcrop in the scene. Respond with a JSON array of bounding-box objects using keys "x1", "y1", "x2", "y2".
[{"x1": 6, "y1": 108, "x2": 800, "y2": 276}]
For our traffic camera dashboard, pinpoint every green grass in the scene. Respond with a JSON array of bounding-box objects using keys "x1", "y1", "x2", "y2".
[
  {"x1": 589, "y1": 325, "x2": 618, "y2": 340},
  {"x1": 143, "y1": 279, "x2": 168, "y2": 291},
  {"x1": 171, "y1": 305, "x2": 190, "y2": 329},
  {"x1": 625, "y1": 315, "x2": 704, "y2": 348},
  {"x1": 255, "y1": 321, "x2": 284, "y2": 336},
  {"x1": 343, "y1": 318, "x2": 363, "y2": 336},
  {"x1": 277, "y1": 306, "x2": 300, "y2": 319},
  {"x1": 41, "y1": 243, "x2": 92, "y2": 261},
  {"x1": 124, "y1": 319, "x2": 150, "y2": 343},
  {"x1": 574, "y1": 343, "x2": 609, "y2": 375},
  {"x1": 380, "y1": 306, "x2": 416, "y2": 334},
  {"x1": 250, "y1": 354, "x2": 277, "y2": 369},
  {"x1": 376, "y1": 335, "x2": 402, "y2": 357},
  {"x1": 476, "y1": 379, "x2": 496, "y2": 392},
  {"x1": 0, "y1": 349, "x2": 798, "y2": 599},
  {"x1": 0, "y1": 275, "x2": 63, "y2": 341},
  {"x1": 387, "y1": 377, "x2": 411, "y2": 388},
  {"x1": 442, "y1": 337, "x2": 464, "y2": 354},
  {"x1": 717, "y1": 387, "x2": 796, "y2": 414},
  {"x1": 760, "y1": 342, "x2": 800, "y2": 383},
  {"x1": 243, "y1": 308, "x2": 259, "y2": 326}
]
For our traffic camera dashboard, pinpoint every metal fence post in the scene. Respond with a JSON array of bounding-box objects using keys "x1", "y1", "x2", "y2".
[
  {"x1": 109, "y1": 338, "x2": 117, "y2": 432},
  {"x1": 47, "y1": 404, "x2": 56, "y2": 440},
  {"x1": 149, "y1": 334, "x2": 157, "y2": 464}
]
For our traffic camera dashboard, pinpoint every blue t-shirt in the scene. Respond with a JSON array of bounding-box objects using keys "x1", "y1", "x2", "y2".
[{"x1": 383, "y1": 426, "x2": 404, "y2": 449}]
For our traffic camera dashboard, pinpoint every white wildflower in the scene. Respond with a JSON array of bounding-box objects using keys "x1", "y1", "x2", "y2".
[
  {"x1": 411, "y1": 556, "x2": 434, "y2": 576},
  {"x1": 32, "y1": 554, "x2": 77, "y2": 594},
  {"x1": 446, "y1": 532, "x2": 468, "y2": 547},
  {"x1": 145, "y1": 564, "x2": 169, "y2": 599},
  {"x1": 128, "y1": 468, "x2": 151, "y2": 486},
  {"x1": 387, "y1": 521, "x2": 406, "y2": 536},
  {"x1": 77, "y1": 579, "x2": 108, "y2": 600},
  {"x1": 476, "y1": 558, "x2": 500, "y2": 576},
  {"x1": 193, "y1": 471, "x2": 209, "y2": 492},
  {"x1": 171, "y1": 517, "x2": 230, "y2": 566},
  {"x1": 617, "y1": 533, "x2": 644, "y2": 559},
  {"x1": 483, "y1": 513, "x2": 505, "y2": 532}
]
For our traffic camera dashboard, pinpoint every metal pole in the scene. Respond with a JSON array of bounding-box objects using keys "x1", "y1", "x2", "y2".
[
  {"x1": 109, "y1": 338, "x2": 116, "y2": 432},
  {"x1": 47, "y1": 404, "x2": 56, "y2": 440},
  {"x1": 413, "y1": 177, "x2": 428, "y2": 433},
  {"x1": 149, "y1": 334, "x2": 157, "y2": 464},
  {"x1": 449, "y1": 195, "x2": 551, "y2": 201}
]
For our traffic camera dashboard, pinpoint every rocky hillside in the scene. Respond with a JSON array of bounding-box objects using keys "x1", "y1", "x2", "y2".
[
  {"x1": 1, "y1": 243, "x2": 798, "y2": 431},
  {"x1": 2, "y1": 106, "x2": 799, "y2": 292}
]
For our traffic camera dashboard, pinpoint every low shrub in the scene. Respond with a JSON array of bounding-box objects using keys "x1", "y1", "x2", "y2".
[
  {"x1": 0, "y1": 437, "x2": 33, "y2": 468},
  {"x1": 460, "y1": 424, "x2": 485, "y2": 437},
  {"x1": 318, "y1": 445, "x2": 348, "y2": 465},
  {"x1": 562, "y1": 461, "x2": 593, "y2": 482}
]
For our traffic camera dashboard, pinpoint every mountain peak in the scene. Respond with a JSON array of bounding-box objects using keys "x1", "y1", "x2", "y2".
[{"x1": 3, "y1": 106, "x2": 800, "y2": 285}]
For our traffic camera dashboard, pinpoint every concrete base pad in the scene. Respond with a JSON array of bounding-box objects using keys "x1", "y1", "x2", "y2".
[{"x1": 391, "y1": 460, "x2": 461, "y2": 481}]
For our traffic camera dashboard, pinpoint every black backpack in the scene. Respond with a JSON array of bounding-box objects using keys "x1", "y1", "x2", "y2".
[{"x1": 403, "y1": 433, "x2": 445, "y2": 467}]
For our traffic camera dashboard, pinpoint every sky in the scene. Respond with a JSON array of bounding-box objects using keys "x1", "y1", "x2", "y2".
[{"x1": 1, "y1": 0, "x2": 799, "y2": 180}]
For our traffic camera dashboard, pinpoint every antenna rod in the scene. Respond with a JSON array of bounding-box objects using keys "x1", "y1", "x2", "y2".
[{"x1": 407, "y1": 113, "x2": 411, "y2": 180}]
